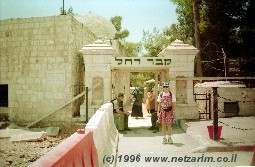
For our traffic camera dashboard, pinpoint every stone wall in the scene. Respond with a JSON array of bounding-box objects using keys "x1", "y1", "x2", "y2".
[
  {"x1": 218, "y1": 87, "x2": 255, "y2": 117},
  {"x1": 195, "y1": 86, "x2": 255, "y2": 118},
  {"x1": 0, "y1": 15, "x2": 96, "y2": 125}
]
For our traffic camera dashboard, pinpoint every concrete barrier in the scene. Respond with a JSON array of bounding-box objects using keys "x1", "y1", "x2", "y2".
[
  {"x1": 29, "y1": 102, "x2": 118, "y2": 167},
  {"x1": 29, "y1": 131, "x2": 99, "y2": 167},
  {"x1": 85, "y1": 102, "x2": 119, "y2": 167}
]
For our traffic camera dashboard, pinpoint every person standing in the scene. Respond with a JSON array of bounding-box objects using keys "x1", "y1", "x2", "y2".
[
  {"x1": 157, "y1": 82, "x2": 176, "y2": 144},
  {"x1": 130, "y1": 87, "x2": 144, "y2": 119},
  {"x1": 147, "y1": 89, "x2": 160, "y2": 133},
  {"x1": 112, "y1": 93, "x2": 131, "y2": 134},
  {"x1": 145, "y1": 89, "x2": 153, "y2": 113}
]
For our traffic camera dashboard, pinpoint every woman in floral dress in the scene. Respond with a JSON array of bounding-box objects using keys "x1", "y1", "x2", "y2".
[{"x1": 157, "y1": 82, "x2": 176, "y2": 144}]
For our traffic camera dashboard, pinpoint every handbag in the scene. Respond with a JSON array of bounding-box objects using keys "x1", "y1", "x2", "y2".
[{"x1": 162, "y1": 106, "x2": 172, "y2": 112}]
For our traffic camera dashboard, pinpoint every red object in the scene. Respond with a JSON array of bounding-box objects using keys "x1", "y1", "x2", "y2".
[
  {"x1": 77, "y1": 129, "x2": 85, "y2": 134},
  {"x1": 207, "y1": 125, "x2": 222, "y2": 140},
  {"x1": 29, "y1": 131, "x2": 99, "y2": 167}
]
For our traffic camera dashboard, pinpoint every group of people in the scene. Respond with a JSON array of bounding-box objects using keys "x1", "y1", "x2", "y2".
[{"x1": 112, "y1": 82, "x2": 176, "y2": 144}]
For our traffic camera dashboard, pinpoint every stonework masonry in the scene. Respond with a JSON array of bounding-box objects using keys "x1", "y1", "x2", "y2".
[
  {"x1": 0, "y1": 15, "x2": 97, "y2": 126},
  {"x1": 79, "y1": 39, "x2": 201, "y2": 120},
  {"x1": 195, "y1": 86, "x2": 255, "y2": 118}
]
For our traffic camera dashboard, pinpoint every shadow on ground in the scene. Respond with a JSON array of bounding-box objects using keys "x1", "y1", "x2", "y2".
[{"x1": 122, "y1": 126, "x2": 185, "y2": 137}]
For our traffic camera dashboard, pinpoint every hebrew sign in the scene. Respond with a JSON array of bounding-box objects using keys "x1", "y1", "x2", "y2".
[{"x1": 112, "y1": 57, "x2": 171, "y2": 68}]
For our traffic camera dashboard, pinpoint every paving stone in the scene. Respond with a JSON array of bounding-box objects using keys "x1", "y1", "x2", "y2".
[
  {"x1": 29, "y1": 127, "x2": 59, "y2": 136},
  {"x1": 9, "y1": 132, "x2": 47, "y2": 142},
  {"x1": 0, "y1": 129, "x2": 30, "y2": 138}
]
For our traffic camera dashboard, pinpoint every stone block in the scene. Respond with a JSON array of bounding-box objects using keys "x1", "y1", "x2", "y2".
[
  {"x1": 29, "y1": 127, "x2": 59, "y2": 136},
  {"x1": 9, "y1": 131, "x2": 47, "y2": 142},
  {"x1": 0, "y1": 129, "x2": 30, "y2": 138},
  {"x1": 175, "y1": 104, "x2": 199, "y2": 119}
]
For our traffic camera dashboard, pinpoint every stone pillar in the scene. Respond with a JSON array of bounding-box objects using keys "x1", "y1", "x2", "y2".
[
  {"x1": 79, "y1": 39, "x2": 116, "y2": 119},
  {"x1": 123, "y1": 71, "x2": 130, "y2": 104},
  {"x1": 113, "y1": 70, "x2": 130, "y2": 104},
  {"x1": 159, "y1": 39, "x2": 199, "y2": 119},
  {"x1": 154, "y1": 72, "x2": 159, "y2": 109}
]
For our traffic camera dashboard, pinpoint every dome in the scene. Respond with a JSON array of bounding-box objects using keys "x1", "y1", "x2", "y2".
[{"x1": 74, "y1": 14, "x2": 117, "y2": 39}]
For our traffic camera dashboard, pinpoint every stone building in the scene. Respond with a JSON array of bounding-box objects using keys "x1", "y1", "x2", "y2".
[
  {"x1": 195, "y1": 81, "x2": 255, "y2": 119},
  {"x1": 1, "y1": 13, "x2": 221, "y2": 128},
  {"x1": 0, "y1": 14, "x2": 118, "y2": 127}
]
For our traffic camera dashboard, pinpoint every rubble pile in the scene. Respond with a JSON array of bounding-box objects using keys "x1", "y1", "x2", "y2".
[{"x1": 0, "y1": 122, "x2": 66, "y2": 167}]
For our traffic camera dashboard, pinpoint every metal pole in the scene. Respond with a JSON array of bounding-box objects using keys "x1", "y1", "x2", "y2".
[
  {"x1": 86, "y1": 87, "x2": 88, "y2": 123},
  {"x1": 208, "y1": 93, "x2": 211, "y2": 119},
  {"x1": 221, "y1": 48, "x2": 227, "y2": 78},
  {"x1": 213, "y1": 87, "x2": 218, "y2": 140},
  {"x1": 63, "y1": 0, "x2": 65, "y2": 15}
]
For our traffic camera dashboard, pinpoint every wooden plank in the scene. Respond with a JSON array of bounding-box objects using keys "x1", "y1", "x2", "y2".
[{"x1": 26, "y1": 91, "x2": 86, "y2": 128}]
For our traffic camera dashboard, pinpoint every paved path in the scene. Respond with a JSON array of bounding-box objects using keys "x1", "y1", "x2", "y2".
[
  {"x1": 116, "y1": 107, "x2": 254, "y2": 167},
  {"x1": 185, "y1": 117, "x2": 255, "y2": 152}
]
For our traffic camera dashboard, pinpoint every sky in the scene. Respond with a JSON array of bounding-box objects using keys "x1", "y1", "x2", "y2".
[{"x1": 0, "y1": 0, "x2": 178, "y2": 43}]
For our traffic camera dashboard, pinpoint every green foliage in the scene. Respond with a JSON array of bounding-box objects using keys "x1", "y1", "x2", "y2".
[
  {"x1": 110, "y1": 16, "x2": 130, "y2": 41},
  {"x1": 142, "y1": 27, "x2": 176, "y2": 57},
  {"x1": 123, "y1": 42, "x2": 143, "y2": 57},
  {"x1": 110, "y1": 16, "x2": 141, "y2": 57},
  {"x1": 110, "y1": 15, "x2": 140, "y2": 58},
  {"x1": 115, "y1": 29, "x2": 129, "y2": 40},
  {"x1": 130, "y1": 72, "x2": 155, "y2": 88},
  {"x1": 110, "y1": 16, "x2": 147, "y2": 86},
  {"x1": 170, "y1": 0, "x2": 195, "y2": 45},
  {"x1": 110, "y1": 16, "x2": 122, "y2": 31},
  {"x1": 60, "y1": 6, "x2": 75, "y2": 15},
  {"x1": 67, "y1": 6, "x2": 74, "y2": 15},
  {"x1": 200, "y1": 0, "x2": 255, "y2": 76},
  {"x1": 170, "y1": 0, "x2": 255, "y2": 77}
]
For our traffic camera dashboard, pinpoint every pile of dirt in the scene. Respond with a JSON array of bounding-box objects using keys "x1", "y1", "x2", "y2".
[
  {"x1": 0, "y1": 136, "x2": 65, "y2": 167},
  {"x1": 0, "y1": 119, "x2": 86, "y2": 167}
]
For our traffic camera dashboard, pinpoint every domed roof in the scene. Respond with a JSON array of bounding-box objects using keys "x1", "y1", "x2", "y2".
[{"x1": 74, "y1": 14, "x2": 117, "y2": 39}]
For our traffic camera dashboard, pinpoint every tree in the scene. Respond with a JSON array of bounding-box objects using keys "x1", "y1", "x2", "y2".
[
  {"x1": 142, "y1": 27, "x2": 176, "y2": 57},
  {"x1": 110, "y1": 16, "x2": 130, "y2": 42},
  {"x1": 123, "y1": 42, "x2": 143, "y2": 57},
  {"x1": 200, "y1": 0, "x2": 255, "y2": 76},
  {"x1": 163, "y1": 24, "x2": 183, "y2": 41},
  {"x1": 110, "y1": 16, "x2": 142, "y2": 57},
  {"x1": 67, "y1": 6, "x2": 74, "y2": 15},
  {"x1": 60, "y1": 6, "x2": 74, "y2": 15},
  {"x1": 171, "y1": 0, "x2": 255, "y2": 77},
  {"x1": 193, "y1": 0, "x2": 203, "y2": 77},
  {"x1": 170, "y1": 0, "x2": 195, "y2": 45},
  {"x1": 130, "y1": 72, "x2": 155, "y2": 88}
]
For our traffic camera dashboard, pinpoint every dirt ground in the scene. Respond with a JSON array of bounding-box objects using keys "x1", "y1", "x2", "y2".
[
  {"x1": 0, "y1": 135, "x2": 65, "y2": 167},
  {"x1": 0, "y1": 121, "x2": 84, "y2": 167}
]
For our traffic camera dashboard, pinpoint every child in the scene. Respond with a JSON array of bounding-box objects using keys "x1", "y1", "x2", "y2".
[{"x1": 157, "y1": 82, "x2": 176, "y2": 144}]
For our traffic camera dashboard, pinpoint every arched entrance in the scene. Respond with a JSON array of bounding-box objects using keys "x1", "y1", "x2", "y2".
[
  {"x1": 111, "y1": 57, "x2": 171, "y2": 103},
  {"x1": 79, "y1": 39, "x2": 199, "y2": 120}
]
